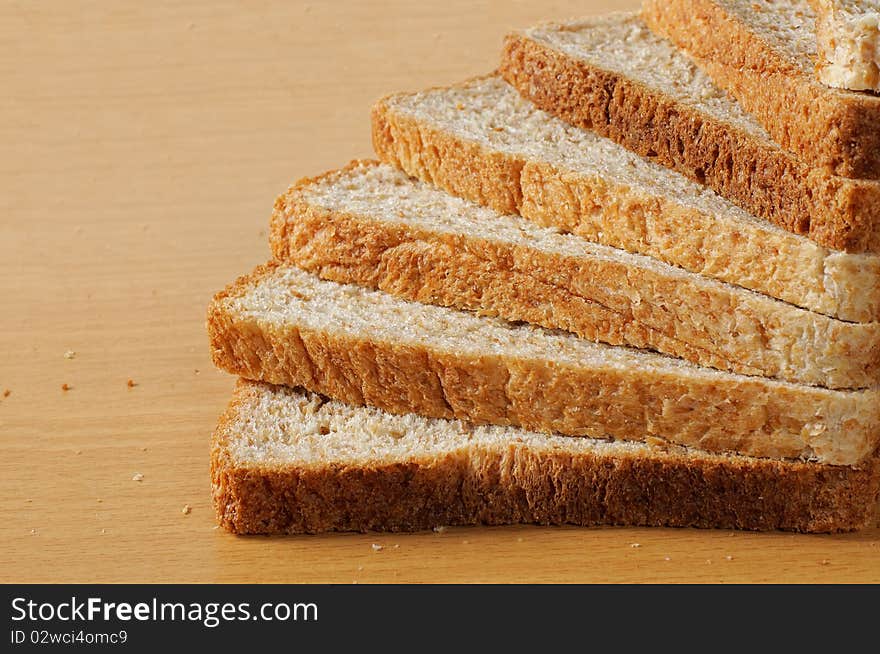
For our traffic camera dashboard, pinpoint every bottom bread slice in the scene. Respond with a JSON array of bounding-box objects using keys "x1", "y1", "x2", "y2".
[{"x1": 211, "y1": 380, "x2": 880, "y2": 534}]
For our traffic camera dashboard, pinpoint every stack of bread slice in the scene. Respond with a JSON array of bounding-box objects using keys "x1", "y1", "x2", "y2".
[{"x1": 208, "y1": 3, "x2": 880, "y2": 534}]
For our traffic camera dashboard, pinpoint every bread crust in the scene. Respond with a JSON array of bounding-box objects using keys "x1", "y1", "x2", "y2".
[
  {"x1": 643, "y1": 0, "x2": 880, "y2": 179},
  {"x1": 372, "y1": 82, "x2": 880, "y2": 322},
  {"x1": 270, "y1": 161, "x2": 880, "y2": 389},
  {"x1": 212, "y1": 381, "x2": 880, "y2": 534},
  {"x1": 498, "y1": 28, "x2": 880, "y2": 253},
  {"x1": 206, "y1": 264, "x2": 880, "y2": 465}
]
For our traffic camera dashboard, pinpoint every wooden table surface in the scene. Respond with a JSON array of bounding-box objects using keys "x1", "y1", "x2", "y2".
[{"x1": 2, "y1": 0, "x2": 878, "y2": 584}]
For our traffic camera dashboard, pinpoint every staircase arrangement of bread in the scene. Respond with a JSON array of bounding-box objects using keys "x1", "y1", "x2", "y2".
[{"x1": 207, "y1": 4, "x2": 880, "y2": 535}]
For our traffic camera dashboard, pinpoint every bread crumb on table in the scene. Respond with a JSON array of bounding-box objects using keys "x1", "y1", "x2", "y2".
[
  {"x1": 61, "y1": 383, "x2": 71, "y2": 391},
  {"x1": 630, "y1": 543, "x2": 641, "y2": 548},
  {"x1": 132, "y1": 473, "x2": 144, "y2": 482},
  {"x1": 127, "y1": 379, "x2": 137, "y2": 388},
  {"x1": 182, "y1": 504, "x2": 192, "y2": 515},
  {"x1": 2, "y1": 389, "x2": 9, "y2": 398},
  {"x1": 64, "y1": 350, "x2": 76, "y2": 359},
  {"x1": 432, "y1": 525, "x2": 447, "y2": 533},
  {"x1": 371, "y1": 543, "x2": 383, "y2": 551}
]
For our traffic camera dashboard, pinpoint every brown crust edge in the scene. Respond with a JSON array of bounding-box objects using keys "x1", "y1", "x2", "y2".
[
  {"x1": 205, "y1": 262, "x2": 880, "y2": 465},
  {"x1": 371, "y1": 81, "x2": 880, "y2": 322},
  {"x1": 498, "y1": 28, "x2": 880, "y2": 253},
  {"x1": 642, "y1": 0, "x2": 880, "y2": 180},
  {"x1": 211, "y1": 381, "x2": 880, "y2": 534},
  {"x1": 267, "y1": 161, "x2": 880, "y2": 389}
]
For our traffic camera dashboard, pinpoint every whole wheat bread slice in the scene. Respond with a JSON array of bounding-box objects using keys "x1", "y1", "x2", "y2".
[
  {"x1": 372, "y1": 74, "x2": 880, "y2": 323},
  {"x1": 212, "y1": 380, "x2": 880, "y2": 534},
  {"x1": 271, "y1": 160, "x2": 880, "y2": 389},
  {"x1": 499, "y1": 12, "x2": 880, "y2": 253},
  {"x1": 811, "y1": 0, "x2": 880, "y2": 91},
  {"x1": 642, "y1": 0, "x2": 880, "y2": 177},
  {"x1": 207, "y1": 263, "x2": 880, "y2": 465}
]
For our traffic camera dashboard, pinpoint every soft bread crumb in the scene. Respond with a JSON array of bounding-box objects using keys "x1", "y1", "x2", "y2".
[
  {"x1": 61, "y1": 383, "x2": 71, "y2": 391},
  {"x1": 132, "y1": 473, "x2": 144, "y2": 482},
  {"x1": 2, "y1": 389, "x2": 9, "y2": 398},
  {"x1": 127, "y1": 379, "x2": 137, "y2": 388},
  {"x1": 64, "y1": 350, "x2": 76, "y2": 359},
  {"x1": 432, "y1": 526, "x2": 447, "y2": 533},
  {"x1": 630, "y1": 543, "x2": 641, "y2": 548},
  {"x1": 371, "y1": 543, "x2": 383, "y2": 551},
  {"x1": 182, "y1": 504, "x2": 192, "y2": 515}
]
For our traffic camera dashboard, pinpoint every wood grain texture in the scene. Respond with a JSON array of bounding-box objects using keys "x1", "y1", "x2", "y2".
[{"x1": 1, "y1": 0, "x2": 878, "y2": 583}]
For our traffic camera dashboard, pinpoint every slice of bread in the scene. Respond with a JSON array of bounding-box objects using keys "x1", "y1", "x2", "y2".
[
  {"x1": 271, "y1": 160, "x2": 880, "y2": 389},
  {"x1": 212, "y1": 380, "x2": 880, "y2": 534},
  {"x1": 373, "y1": 75, "x2": 880, "y2": 323},
  {"x1": 811, "y1": 0, "x2": 880, "y2": 91},
  {"x1": 499, "y1": 12, "x2": 880, "y2": 253},
  {"x1": 642, "y1": 0, "x2": 880, "y2": 177},
  {"x1": 207, "y1": 263, "x2": 880, "y2": 465}
]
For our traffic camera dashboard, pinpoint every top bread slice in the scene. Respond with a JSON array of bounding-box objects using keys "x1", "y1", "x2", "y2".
[
  {"x1": 499, "y1": 12, "x2": 880, "y2": 253},
  {"x1": 373, "y1": 75, "x2": 880, "y2": 322},
  {"x1": 207, "y1": 262, "x2": 880, "y2": 465},
  {"x1": 271, "y1": 160, "x2": 880, "y2": 389},
  {"x1": 811, "y1": 0, "x2": 880, "y2": 90},
  {"x1": 212, "y1": 380, "x2": 880, "y2": 534},
  {"x1": 642, "y1": 0, "x2": 880, "y2": 178}
]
